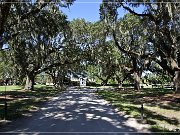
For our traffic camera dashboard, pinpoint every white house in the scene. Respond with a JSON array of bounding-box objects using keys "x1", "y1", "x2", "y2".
[{"x1": 79, "y1": 77, "x2": 87, "y2": 86}]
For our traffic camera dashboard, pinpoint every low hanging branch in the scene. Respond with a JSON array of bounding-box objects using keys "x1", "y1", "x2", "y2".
[
  {"x1": 112, "y1": 30, "x2": 140, "y2": 57},
  {"x1": 120, "y1": 2, "x2": 180, "y2": 73},
  {"x1": 121, "y1": 71, "x2": 134, "y2": 83},
  {"x1": 120, "y1": 3, "x2": 157, "y2": 23},
  {"x1": 35, "y1": 58, "x2": 81, "y2": 75}
]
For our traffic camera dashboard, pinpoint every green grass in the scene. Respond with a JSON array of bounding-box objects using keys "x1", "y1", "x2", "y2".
[
  {"x1": 0, "y1": 85, "x2": 65, "y2": 120},
  {"x1": 97, "y1": 88, "x2": 180, "y2": 132},
  {"x1": 0, "y1": 85, "x2": 22, "y2": 91}
]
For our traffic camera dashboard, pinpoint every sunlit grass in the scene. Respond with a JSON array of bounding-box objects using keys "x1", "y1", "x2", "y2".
[
  {"x1": 97, "y1": 88, "x2": 180, "y2": 132},
  {"x1": 0, "y1": 85, "x2": 64, "y2": 120},
  {"x1": 0, "y1": 85, "x2": 22, "y2": 91}
]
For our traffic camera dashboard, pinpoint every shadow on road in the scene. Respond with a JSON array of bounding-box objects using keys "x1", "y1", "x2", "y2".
[{"x1": 0, "y1": 87, "x2": 151, "y2": 135}]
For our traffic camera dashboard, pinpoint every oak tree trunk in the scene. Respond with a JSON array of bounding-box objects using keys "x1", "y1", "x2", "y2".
[
  {"x1": 134, "y1": 72, "x2": 140, "y2": 91},
  {"x1": 24, "y1": 74, "x2": 35, "y2": 90},
  {"x1": 101, "y1": 79, "x2": 108, "y2": 86},
  {"x1": 174, "y1": 71, "x2": 180, "y2": 93}
]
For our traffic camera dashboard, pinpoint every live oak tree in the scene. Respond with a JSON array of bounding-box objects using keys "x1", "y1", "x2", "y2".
[
  {"x1": 0, "y1": 1, "x2": 77, "y2": 90},
  {"x1": 44, "y1": 34, "x2": 83, "y2": 87},
  {"x1": 100, "y1": 7, "x2": 149, "y2": 90},
  {"x1": 0, "y1": 49, "x2": 14, "y2": 84},
  {"x1": 0, "y1": 0, "x2": 75, "y2": 48},
  {"x1": 91, "y1": 39, "x2": 122, "y2": 85},
  {"x1": 69, "y1": 19, "x2": 96, "y2": 78},
  {"x1": 8, "y1": 4, "x2": 73, "y2": 90},
  {"x1": 70, "y1": 19, "x2": 123, "y2": 85},
  {"x1": 93, "y1": 22, "x2": 123, "y2": 85},
  {"x1": 36, "y1": 19, "x2": 88, "y2": 88},
  {"x1": 134, "y1": 1, "x2": 180, "y2": 93},
  {"x1": 101, "y1": 0, "x2": 180, "y2": 92},
  {"x1": 114, "y1": 14, "x2": 150, "y2": 90}
]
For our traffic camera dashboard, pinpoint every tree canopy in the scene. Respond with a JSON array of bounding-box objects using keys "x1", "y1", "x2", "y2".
[
  {"x1": 0, "y1": 0, "x2": 180, "y2": 93},
  {"x1": 100, "y1": 0, "x2": 180, "y2": 92}
]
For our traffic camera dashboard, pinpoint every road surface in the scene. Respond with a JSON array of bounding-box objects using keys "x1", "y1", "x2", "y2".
[{"x1": 0, "y1": 87, "x2": 150, "y2": 135}]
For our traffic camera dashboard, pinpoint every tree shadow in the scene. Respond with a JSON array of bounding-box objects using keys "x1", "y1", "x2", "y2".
[
  {"x1": 0, "y1": 87, "x2": 151, "y2": 134},
  {"x1": 98, "y1": 89, "x2": 180, "y2": 132},
  {"x1": 158, "y1": 102, "x2": 180, "y2": 111},
  {"x1": 0, "y1": 86, "x2": 63, "y2": 120}
]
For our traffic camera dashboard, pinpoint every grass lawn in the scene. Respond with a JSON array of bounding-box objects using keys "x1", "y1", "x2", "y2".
[
  {"x1": 0, "y1": 85, "x2": 64, "y2": 120},
  {"x1": 97, "y1": 87, "x2": 180, "y2": 132},
  {"x1": 0, "y1": 85, "x2": 22, "y2": 91}
]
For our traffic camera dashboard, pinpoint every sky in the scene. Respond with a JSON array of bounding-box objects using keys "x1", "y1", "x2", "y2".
[
  {"x1": 61, "y1": 0, "x2": 103, "y2": 22},
  {"x1": 61, "y1": 0, "x2": 145, "y2": 22}
]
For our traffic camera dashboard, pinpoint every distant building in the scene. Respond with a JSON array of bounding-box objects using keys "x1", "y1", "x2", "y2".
[
  {"x1": 43, "y1": 70, "x2": 95, "y2": 86},
  {"x1": 79, "y1": 77, "x2": 87, "y2": 86},
  {"x1": 67, "y1": 70, "x2": 95, "y2": 86}
]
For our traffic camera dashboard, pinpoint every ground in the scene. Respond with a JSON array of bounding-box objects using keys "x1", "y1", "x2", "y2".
[
  {"x1": 0, "y1": 87, "x2": 151, "y2": 135},
  {"x1": 97, "y1": 86, "x2": 180, "y2": 132}
]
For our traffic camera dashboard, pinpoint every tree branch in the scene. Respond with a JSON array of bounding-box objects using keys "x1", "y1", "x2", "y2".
[
  {"x1": 120, "y1": 3, "x2": 156, "y2": 22},
  {"x1": 121, "y1": 71, "x2": 133, "y2": 83},
  {"x1": 112, "y1": 30, "x2": 140, "y2": 57},
  {"x1": 35, "y1": 59, "x2": 80, "y2": 75},
  {"x1": 20, "y1": 2, "x2": 49, "y2": 21}
]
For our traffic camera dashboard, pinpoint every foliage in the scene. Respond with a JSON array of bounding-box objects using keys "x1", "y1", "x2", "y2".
[
  {"x1": 100, "y1": 0, "x2": 180, "y2": 92},
  {"x1": 70, "y1": 19, "x2": 124, "y2": 85},
  {"x1": 0, "y1": 0, "x2": 78, "y2": 89},
  {"x1": 0, "y1": 0, "x2": 75, "y2": 48},
  {"x1": 0, "y1": 50, "x2": 12, "y2": 79},
  {"x1": 1, "y1": 1, "x2": 180, "y2": 92}
]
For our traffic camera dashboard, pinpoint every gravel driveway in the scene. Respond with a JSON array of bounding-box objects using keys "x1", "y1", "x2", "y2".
[{"x1": 0, "y1": 87, "x2": 150, "y2": 135}]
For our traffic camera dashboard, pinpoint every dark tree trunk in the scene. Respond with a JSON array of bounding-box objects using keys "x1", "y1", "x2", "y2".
[
  {"x1": 132, "y1": 56, "x2": 141, "y2": 91},
  {"x1": 98, "y1": 75, "x2": 110, "y2": 86},
  {"x1": 101, "y1": 79, "x2": 108, "y2": 86},
  {"x1": 116, "y1": 76, "x2": 122, "y2": 87},
  {"x1": 174, "y1": 71, "x2": 180, "y2": 93},
  {"x1": 24, "y1": 74, "x2": 35, "y2": 90}
]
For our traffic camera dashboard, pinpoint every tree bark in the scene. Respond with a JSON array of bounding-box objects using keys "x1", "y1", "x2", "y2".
[
  {"x1": 131, "y1": 56, "x2": 141, "y2": 91},
  {"x1": 134, "y1": 72, "x2": 141, "y2": 91},
  {"x1": 101, "y1": 79, "x2": 108, "y2": 86},
  {"x1": 174, "y1": 71, "x2": 180, "y2": 93},
  {"x1": 24, "y1": 74, "x2": 35, "y2": 90}
]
